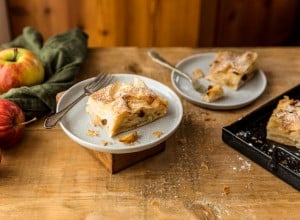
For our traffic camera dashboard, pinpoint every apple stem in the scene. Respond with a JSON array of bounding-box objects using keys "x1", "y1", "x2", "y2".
[
  {"x1": 12, "y1": 48, "x2": 18, "y2": 62},
  {"x1": 20, "y1": 117, "x2": 37, "y2": 126}
]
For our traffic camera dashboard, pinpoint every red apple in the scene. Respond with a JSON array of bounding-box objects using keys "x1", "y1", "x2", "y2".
[
  {"x1": 0, "y1": 48, "x2": 44, "y2": 94},
  {"x1": 0, "y1": 99, "x2": 26, "y2": 149}
]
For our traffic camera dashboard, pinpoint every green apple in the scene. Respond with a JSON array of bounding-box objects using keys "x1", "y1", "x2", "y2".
[{"x1": 0, "y1": 48, "x2": 45, "y2": 94}]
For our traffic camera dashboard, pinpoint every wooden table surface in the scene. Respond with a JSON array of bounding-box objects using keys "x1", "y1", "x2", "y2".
[{"x1": 1, "y1": 47, "x2": 300, "y2": 219}]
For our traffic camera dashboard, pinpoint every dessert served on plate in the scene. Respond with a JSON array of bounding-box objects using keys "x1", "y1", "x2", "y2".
[
  {"x1": 266, "y1": 96, "x2": 300, "y2": 148},
  {"x1": 86, "y1": 77, "x2": 168, "y2": 137},
  {"x1": 206, "y1": 51, "x2": 258, "y2": 91}
]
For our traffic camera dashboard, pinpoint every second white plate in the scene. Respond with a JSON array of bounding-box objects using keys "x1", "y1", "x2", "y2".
[{"x1": 171, "y1": 53, "x2": 267, "y2": 110}]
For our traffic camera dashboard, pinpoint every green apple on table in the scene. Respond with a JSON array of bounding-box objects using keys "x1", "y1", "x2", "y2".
[{"x1": 0, "y1": 47, "x2": 45, "y2": 94}]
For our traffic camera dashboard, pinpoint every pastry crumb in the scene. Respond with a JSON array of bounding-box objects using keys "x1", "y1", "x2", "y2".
[
  {"x1": 178, "y1": 138, "x2": 187, "y2": 145},
  {"x1": 152, "y1": 131, "x2": 164, "y2": 138},
  {"x1": 150, "y1": 200, "x2": 159, "y2": 207},
  {"x1": 200, "y1": 162, "x2": 209, "y2": 170},
  {"x1": 118, "y1": 131, "x2": 138, "y2": 144},
  {"x1": 192, "y1": 68, "x2": 205, "y2": 80},
  {"x1": 202, "y1": 84, "x2": 224, "y2": 102},
  {"x1": 223, "y1": 186, "x2": 230, "y2": 195},
  {"x1": 101, "y1": 139, "x2": 108, "y2": 146},
  {"x1": 87, "y1": 129, "x2": 100, "y2": 136}
]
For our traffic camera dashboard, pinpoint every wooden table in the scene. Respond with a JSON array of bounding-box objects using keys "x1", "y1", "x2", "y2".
[{"x1": 1, "y1": 47, "x2": 299, "y2": 219}]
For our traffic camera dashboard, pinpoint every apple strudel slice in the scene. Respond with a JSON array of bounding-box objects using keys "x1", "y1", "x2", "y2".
[
  {"x1": 206, "y1": 51, "x2": 258, "y2": 90},
  {"x1": 266, "y1": 96, "x2": 300, "y2": 148},
  {"x1": 86, "y1": 77, "x2": 168, "y2": 137}
]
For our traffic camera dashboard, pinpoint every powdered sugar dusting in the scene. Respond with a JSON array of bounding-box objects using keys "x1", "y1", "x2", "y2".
[{"x1": 231, "y1": 155, "x2": 252, "y2": 172}]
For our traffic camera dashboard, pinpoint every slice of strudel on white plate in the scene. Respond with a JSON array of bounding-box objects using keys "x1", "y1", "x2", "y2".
[
  {"x1": 86, "y1": 77, "x2": 168, "y2": 137},
  {"x1": 206, "y1": 51, "x2": 258, "y2": 90}
]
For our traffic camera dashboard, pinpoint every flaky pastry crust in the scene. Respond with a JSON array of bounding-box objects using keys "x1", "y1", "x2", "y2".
[
  {"x1": 206, "y1": 51, "x2": 258, "y2": 90},
  {"x1": 86, "y1": 77, "x2": 168, "y2": 137},
  {"x1": 266, "y1": 96, "x2": 300, "y2": 148}
]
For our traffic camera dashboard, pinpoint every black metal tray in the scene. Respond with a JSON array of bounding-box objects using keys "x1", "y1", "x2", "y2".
[{"x1": 222, "y1": 84, "x2": 300, "y2": 190}]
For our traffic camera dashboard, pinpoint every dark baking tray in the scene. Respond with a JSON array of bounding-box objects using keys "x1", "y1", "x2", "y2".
[{"x1": 222, "y1": 84, "x2": 300, "y2": 190}]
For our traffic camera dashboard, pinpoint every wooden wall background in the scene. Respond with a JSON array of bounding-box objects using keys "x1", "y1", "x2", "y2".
[
  {"x1": 0, "y1": 0, "x2": 10, "y2": 44},
  {"x1": 5, "y1": 0, "x2": 300, "y2": 47}
]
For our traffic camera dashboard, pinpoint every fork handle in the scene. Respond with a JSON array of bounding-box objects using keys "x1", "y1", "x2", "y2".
[
  {"x1": 44, "y1": 93, "x2": 86, "y2": 128},
  {"x1": 148, "y1": 51, "x2": 193, "y2": 83}
]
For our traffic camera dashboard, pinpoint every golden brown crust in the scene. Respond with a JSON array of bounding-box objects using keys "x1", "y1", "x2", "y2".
[
  {"x1": 206, "y1": 51, "x2": 258, "y2": 90},
  {"x1": 266, "y1": 96, "x2": 300, "y2": 148},
  {"x1": 86, "y1": 77, "x2": 168, "y2": 137}
]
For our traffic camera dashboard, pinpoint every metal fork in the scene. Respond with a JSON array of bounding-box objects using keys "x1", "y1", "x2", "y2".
[
  {"x1": 44, "y1": 74, "x2": 113, "y2": 129},
  {"x1": 148, "y1": 50, "x2": 205, "y2": 93}
]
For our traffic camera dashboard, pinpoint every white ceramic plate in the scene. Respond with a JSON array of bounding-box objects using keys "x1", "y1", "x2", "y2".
[
  {"x1": 171, "y1": 52, "x2": 267, "y2": 110},
  {"x1": 57, "y1": 73, "x2": 183, "y2": 154}
]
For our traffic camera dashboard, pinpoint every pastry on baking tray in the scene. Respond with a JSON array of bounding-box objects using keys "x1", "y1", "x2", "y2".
[
  {"x1": 202, "y1": 84, "x2": 224, "y2": 102},
  {"x1": 86, "y1": 77, "x2": 168, "y2": 137},
  {"x1": 206, "y1": 51, "x2": 258, "y2": 90},
  {"x1": 266, "y1": 96, "x2": 300, "y2": 148}
]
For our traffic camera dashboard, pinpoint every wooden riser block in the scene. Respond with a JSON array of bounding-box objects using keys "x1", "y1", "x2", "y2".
[{"x1": 89, "y1": 142, "x2": 166, "y2": 173}]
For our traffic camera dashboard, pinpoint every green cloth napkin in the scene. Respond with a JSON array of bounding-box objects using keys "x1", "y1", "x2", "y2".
[{"x1": 1, "y1": 26, "x2": 88, "y2": 119}]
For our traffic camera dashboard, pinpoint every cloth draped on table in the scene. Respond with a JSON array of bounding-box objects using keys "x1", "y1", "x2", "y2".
[{"x1": 1, "y1": 26, "x2": 88, "y2": 119}]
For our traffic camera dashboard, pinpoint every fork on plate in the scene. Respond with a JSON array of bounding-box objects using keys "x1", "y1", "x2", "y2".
[{"x1": 44, "y1": 73, "x2": 113, "y2": 128}]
